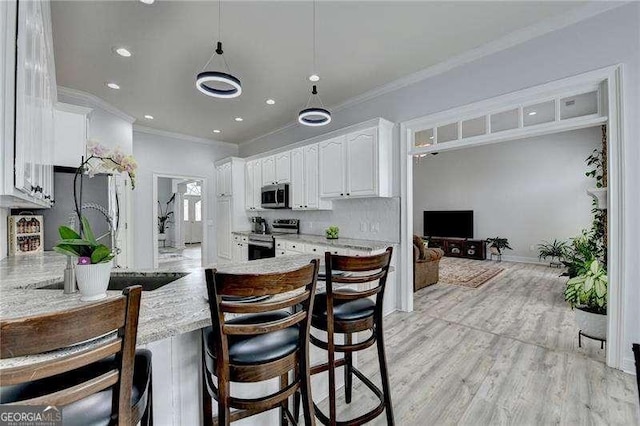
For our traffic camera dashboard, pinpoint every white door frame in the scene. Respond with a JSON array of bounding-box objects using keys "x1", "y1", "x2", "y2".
[
  {"x1": 400, "y1": 65, "x2": 626, "y2": 370},
  {"x1": 152, "y1": 173, "x2": 207, "y2": 269}
]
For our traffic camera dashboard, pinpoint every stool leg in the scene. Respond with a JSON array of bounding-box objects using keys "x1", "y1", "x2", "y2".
[
  {"x1": 376, "y1": 320, "x2": 395, "y2": 425},
  {"x1": 218, "y1": 375, "x2": 231, "y2": 426},
  {"x1": 202, "y1": 359, "x2": 213, "y2": 426},
  {"x1": 344, "y1": 333, "x2": 353, "y2": 404},
  {"x1": 327, "y1": 326, "x2": 337, "y2": 425},
  {"x1": 280, "y1": 373, "x2": 289, "y2": 426},
  {"x1": 294, "y1": 365, "x2": 301, "y2": 422},
  {"x1": 299, "y1": 343, "x2": 316, "y2": 426}
]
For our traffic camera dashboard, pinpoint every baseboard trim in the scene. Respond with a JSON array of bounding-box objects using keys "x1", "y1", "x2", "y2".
[
  {"x1": 497, "y1": 255, "x2": 549, "y2": 266},
  {"x1": 622, "y1": 356, "x2": 637, "y2": 375}
]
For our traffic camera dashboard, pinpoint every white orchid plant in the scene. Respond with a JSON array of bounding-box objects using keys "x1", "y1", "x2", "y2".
[{"x1": 85, "y1": 141, "x2": 137, "y2": 188}]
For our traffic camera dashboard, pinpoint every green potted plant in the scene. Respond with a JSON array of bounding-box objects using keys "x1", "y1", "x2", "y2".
[
  {"x1": 325, "y1": 226, "x2": 339, "y2": 240},
  {"x1": 53, "y1": 217, "x2": 114, "y2": 301},
  {"x1": 585, "y1": 147, "x2": 607, "y2": 209},
  {"x1": 564, "y1": 259, "x2": 607, "y2": 339},
  {"x1": 485, "y1": 237, "x2": 512, "y2": 261},
  {"x1": 537, "y1": 239, "x2": 568, "y2": 267}
]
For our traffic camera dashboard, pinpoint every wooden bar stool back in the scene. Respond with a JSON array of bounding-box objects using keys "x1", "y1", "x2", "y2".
[
  {"x1": 202, "y1": 260, "x2": 319, "y2": 426},
  {"x1": 310, "y1": 247, "x2": 394, "y2": 426},
  {"x1": 0, "y1": 286, "x2": 153, "y2": 426}
]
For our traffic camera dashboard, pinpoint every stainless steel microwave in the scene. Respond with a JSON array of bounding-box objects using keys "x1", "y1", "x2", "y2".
[{"x1": 261, "y1": 183, "x2": 290, "y2": 209}]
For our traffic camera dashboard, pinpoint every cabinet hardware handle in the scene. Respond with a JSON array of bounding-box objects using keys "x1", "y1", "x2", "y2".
[
  {"x1": 340, "y1": 193, "x2": 344, "y2": 196},
  {"x1": 347, "y1": 193, "x2": 350, "y2": 196}
]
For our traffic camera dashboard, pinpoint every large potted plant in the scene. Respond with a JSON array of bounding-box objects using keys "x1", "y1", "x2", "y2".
[
  {"x1": 564, "y1": 259, "x2": 607, "y2": 340},
  {"x1": 537, "y1": 239, "x2": 568, "y2": 267},
  {"x1": 158, "y1": 193, "x2": 176, "y2": 244},
  {"x1": 53, "y1": 217, "x2": 114, "y2": 301},
  {"x1": 485, "y1": 237, "x2": 512, "y2": 261}
]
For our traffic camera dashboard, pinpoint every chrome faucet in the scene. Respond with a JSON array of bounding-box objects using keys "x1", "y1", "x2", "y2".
[{"x1": 63, "y1": 256, "x2": 77, "y2": 294}]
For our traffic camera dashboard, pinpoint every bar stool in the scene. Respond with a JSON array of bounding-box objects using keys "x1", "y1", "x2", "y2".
[
  {"x1": 0, "y1": 286, "x2": 153, "y2": 426},
  {"x1": 202, "y1": 260, "x2": 319, "y2": 426},
  {"x1": 310, "y1": 248, "x2": 394, "y2": 425}
]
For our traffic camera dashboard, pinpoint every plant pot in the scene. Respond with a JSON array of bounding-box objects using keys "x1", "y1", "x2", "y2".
[
  {"x1": 158, "y1": 233, "x2": 167, "y2": 241},
  {"x1": 586, "y1": 187, "x2": 607, "y2": 209},
  {"x1": 489, "y1": 246, "x2": 500, "y2": 255},
  {"x1": 326, "y1": 236, "x2": 339, "y2": 240},
  {"x1": 75, "y1": 261, "x2": 112, "y2": 302},
  {"x1": 575, "y1": 306, "x2": 607, "y2": 340}
]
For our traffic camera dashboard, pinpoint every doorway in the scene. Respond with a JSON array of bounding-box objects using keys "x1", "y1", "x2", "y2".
[
  {"x1": 400, "y1": 66, "x2": 626, "y2": 370},
  {"x1": 152, "y1": 174, "x2": 207, "y2": 270}
]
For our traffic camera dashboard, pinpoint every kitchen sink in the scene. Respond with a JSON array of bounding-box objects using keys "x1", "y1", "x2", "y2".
[{"x1": 37, "y1": 272, "x2": 190, "y2": 292}]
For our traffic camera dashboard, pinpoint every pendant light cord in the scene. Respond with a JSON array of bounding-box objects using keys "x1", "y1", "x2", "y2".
[
  {"x1": 200, "y1": 0, "x2": 231, "y2": 73},
  {"x1": 312, "y1": 0, "x2": 316, "y2": 75}
]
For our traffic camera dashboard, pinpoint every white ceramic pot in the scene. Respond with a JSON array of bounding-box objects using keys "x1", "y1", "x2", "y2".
[
  {"x1": 75, "y1": 261, "x2": 112, "y2": 302},
  {"x1": 158, "y1": 233, "x2": 167, "y2": 241},
  {"x1": 575, "y1": 307, "x2": 607, "y2": 340}
]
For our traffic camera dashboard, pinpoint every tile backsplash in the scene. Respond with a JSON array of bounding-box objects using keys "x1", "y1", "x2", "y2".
[{"x1": 250, "y1": 197, "x2": 400, "y2": 243}]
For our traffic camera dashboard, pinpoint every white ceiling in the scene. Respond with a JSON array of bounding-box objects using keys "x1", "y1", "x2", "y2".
[{"x1": 51, "y1": 1, "x2": 587, "y2": 144}]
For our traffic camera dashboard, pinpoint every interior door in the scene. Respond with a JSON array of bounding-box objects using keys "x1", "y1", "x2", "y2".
[{"x1": 183, "y1": 195, "x2": 203, "y2": 244}]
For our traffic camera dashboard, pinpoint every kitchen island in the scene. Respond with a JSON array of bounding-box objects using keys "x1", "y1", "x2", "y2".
[{"x1": 0, "y1": 249, "x2": 395, "y2": 425}]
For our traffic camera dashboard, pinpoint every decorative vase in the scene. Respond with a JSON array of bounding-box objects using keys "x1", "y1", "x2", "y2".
[
  {"x1": 575, "y1": 306, "x2": 607, "y2": 340},
  {"x1": 158, "y1": 232, "x2": 167, "y2": 241},
  {"x1": 75, "y1": 261, "x2": 112, "y2": 302}
]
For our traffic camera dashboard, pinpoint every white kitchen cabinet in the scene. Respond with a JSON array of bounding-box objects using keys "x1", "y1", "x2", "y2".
[
  {"x1": 261, "y1": 152, "x2": 290, "y2": 185},
  {"x1": 53, "y1": 102, "x2": 91, "y2": 168},
  {"x1": 245, "y1": 159, "x2": 262, "y2": 211},
  {"x1": 319, "y1": 121, "x2": 393, "y2": 199},
  {"x1": 291, "y1": 144, "x2": 331, "y2": 210},
  {"x1": 232, "y1": 235, "x2": 248, "y2": 262},
  {"x1": 284, "y1": 241, "x2": 305, "y2": 253},
  {"x1": 216, "y1": 197, "x2": 232, "y2": 259},
  {"x1": 1, "y1": 0, "x2": 56, "y2": 208},
  {"x1": 215, "y1": 161, "x2": 232, "y2": 197},
  {"x1": 261, "y1": 155, "x2": 276, "y2": 186},
  {"x1": 274, "y1": 151, "x2": 291, "y2": 183},
  {"x1": 290, "y1": 148, "x2": 305, "y2": 209},
  {"x1": 215, "y1": 157, "x2": 249, "y2": 260},
  {"x1": 319, "y1": 136, "x2": 346, "y2": 198}
]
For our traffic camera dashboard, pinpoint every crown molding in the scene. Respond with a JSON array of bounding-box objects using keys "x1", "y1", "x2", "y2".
[
  {"x1": 133, "y1": 124, "x2": 236, "y2": 149},
  {"x1": 57, "y1": 86, "x2": 136, "y2": 123},
  {"x1": 239, "y1": 1, "x2": 627, "y2": 147}
]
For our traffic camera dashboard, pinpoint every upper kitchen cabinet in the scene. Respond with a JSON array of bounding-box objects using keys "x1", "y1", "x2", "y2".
[
  {"x1": 319, "y1": 119, "x2": 394, "y2": 199},
  {"x1": 290, "y1": 144, "x2": 331, "y2": 210},
  {"x1": 245, "y1": 158, "x2": 262, "y2": 210},
  {"x1": 215, "y1": 161, "x2": 232, "y2": 197},
  {"x1": 261, "y1": 152, "x2": 290, "y2": 186},
  {"x1": 1, "y1": 0, "x2": 56, "y2": 208},
  {"x1": 53, "y1": 102, "x2": 92, "y2": 168}
]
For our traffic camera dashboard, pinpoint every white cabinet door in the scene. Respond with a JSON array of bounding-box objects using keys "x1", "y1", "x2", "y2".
[
  {"x1": 274, "y1": 151, "x2": 291, "y2": 183},
  {"x1": 253, "y1": 159, "x2": 262, "y2": 209},
  {"x1": 215, "y1": 165, "x2": 225, "y2": 197},
  {"x1": 262, "y1": 156, "x2": 276, "y2": 186},
  {"x1": 223, "y1": 162, "x2": 232, "y2": 196},
  {"x1": 216, "y1": 198, "x2": 232, "y2": 259},
  {"x1": 290, "y1": 148, "x2": 305, "y2": 209},
  {"x1": 240, "y1": 243, "x2": 248, "y2": 261},
  {"x1": 53, "y1": 108, "x2": 87, "y2": 168},
  {"x1": 346, "y1": 127, "x2": 377, "y2": 197},
  {"x1": 245, "y1": 161, "x2": 255, "y2": 210},
  {"x1": 304, "y1": 143, "x2": 320, "y2": 209},
  {"x1": 319, "y1": 136, "x2": 346, "y2": 198}
]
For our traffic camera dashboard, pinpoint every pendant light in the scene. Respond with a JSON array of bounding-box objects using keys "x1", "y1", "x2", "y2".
[
  {"x1": 298, "y1": 85, "x2": 331, "y2": 126},
  {"x1": 298, "y1": 0, "x2": 331, "y2": 126},
  {"x1": 196, "y1": 1, "x2": 241, "y2": 98}
]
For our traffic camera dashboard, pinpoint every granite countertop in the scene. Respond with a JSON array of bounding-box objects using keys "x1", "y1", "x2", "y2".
[
  {"x1": 0, "y1": 253, "x2": 321, "y2": 368},
  {"x1": 230, "y1": 231, "x2": 395, "y2": 251}
]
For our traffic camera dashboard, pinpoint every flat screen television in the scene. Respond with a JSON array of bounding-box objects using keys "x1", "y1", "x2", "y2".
[{"x1": 423, "y1": 210, "x2": 473, "y2": 239}]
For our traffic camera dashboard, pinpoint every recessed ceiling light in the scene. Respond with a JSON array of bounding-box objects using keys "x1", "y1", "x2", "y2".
[
  {"x1": 106, "y1": 82, "x2": 120, "y2": 90},
  {"x1": 139, "y1": 0, "x2": 155, "y2": 4},
  {"x1": 528, "y1": 111, "x2": 537, "y2": 116},
  {"x1": 114, "y1": 47, "x2": 132, "y2": 57},
  {"x1": 213, "y1": 129, "x2": 221, "y2": 133},
  {"x1": 144, "y1": 115, "x2": 154, "y2": 120},
  {"x1": 266, "y1": 99, "x2": 275, "y2": 105},
  {"x1": 235, "y1": 117, "x2": 243, "y2": 122},
  {"x1": 309, "y1": 74, "x2": 320, "y2": 82}
]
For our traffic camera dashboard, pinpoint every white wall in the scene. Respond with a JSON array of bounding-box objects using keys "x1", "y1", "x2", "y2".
[
  {"x1": 413, "y1": 128, "x2": 600, "y2": 261},
  {"x1": 239, "y1": 3, "x2": 640, "y2": 372},
  {"x1": 132, "y1": 129, "x2": 237, "y2": 269}
]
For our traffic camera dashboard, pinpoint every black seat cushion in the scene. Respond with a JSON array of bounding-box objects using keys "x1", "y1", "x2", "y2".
[
  {"x1": 203, "y1": 311, "x2": 299, "y2": 368},
  {"x1": 312, "y1": 290, "x2": 375, "y2": 322},
  {"x1": 0, "y1": 349, "x2": 152, "y2": 426}
]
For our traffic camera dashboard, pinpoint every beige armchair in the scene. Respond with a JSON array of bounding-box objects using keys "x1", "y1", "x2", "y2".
[{"x1": 413, "y1": 236, "x2": 444, "y2": 292}]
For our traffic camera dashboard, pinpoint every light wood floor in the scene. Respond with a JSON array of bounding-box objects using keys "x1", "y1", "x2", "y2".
[{"x1": 316, "y1": 259, "x2": 639, "y2": 425}]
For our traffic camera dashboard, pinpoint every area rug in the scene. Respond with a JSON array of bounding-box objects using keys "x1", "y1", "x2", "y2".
[{"x1": 439, "y1": 258, "x2": 504, "y2": 288}]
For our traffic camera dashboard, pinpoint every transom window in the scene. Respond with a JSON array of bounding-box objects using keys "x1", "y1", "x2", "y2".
[{"x1": 185, "y1": 182, "x2": 201, "y2": 196}]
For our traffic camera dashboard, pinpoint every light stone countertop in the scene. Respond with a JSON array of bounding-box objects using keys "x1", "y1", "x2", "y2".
[
  {"x1": 231, "y1": 232, "x2": 395, "y2": 251},
  {"x1": 0, "y1": 253, "x2": 321, "y2": 368}
]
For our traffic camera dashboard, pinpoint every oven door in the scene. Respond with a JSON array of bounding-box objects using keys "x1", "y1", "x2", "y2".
[{"x1": 248, "y1": 242, "x2": 275, "y2": 260}]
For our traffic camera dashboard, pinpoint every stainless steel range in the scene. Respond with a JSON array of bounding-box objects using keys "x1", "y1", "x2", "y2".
[{"x1": 247, "y1": 219, "x2": 299, "y2": 260}]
